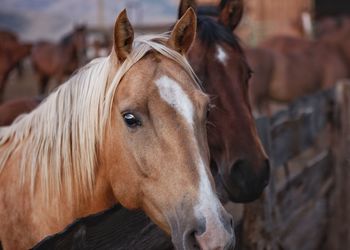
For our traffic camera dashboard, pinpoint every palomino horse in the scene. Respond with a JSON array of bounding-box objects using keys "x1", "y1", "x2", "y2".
[
  {"x1": 0, "y1": 9, "x2": 234, "y2": 250},
  {"x1": 31, "y1": 26, "x2": 87, "y2": 95},
  {"x1": 4, "y1": 0, "x2": 269, "y2": 206},
  {"x1": 32, "y1": 1, "x2": 270, "y2": 248},
  {"x1": 0, "y1": 31, "x2": 32, "y2": 103},
  {"x1": 248, "y1": 35, "x2": 348, "y2": 113}
]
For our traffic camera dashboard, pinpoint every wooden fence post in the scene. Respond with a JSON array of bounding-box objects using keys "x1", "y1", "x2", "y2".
[
  {"x1": 240, "y1": 116, "x2": 281, "y2": 250},
  {"x1": 326, "y1": 80, "x2": 350, "y2": 250}
]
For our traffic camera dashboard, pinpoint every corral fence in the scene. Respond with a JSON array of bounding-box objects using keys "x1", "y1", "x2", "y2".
[
  {"x1": 240, "y1": 79, "x2": 350, "y2": 250},
  {"x1": 33, "y1": 80, "x2": 350, "y2": 249}
]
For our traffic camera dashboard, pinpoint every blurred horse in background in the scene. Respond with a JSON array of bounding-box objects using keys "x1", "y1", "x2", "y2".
[
  {"x1": 0, "y1": 97, "x2": 42, "y2": 126},
  {"x1": 0, "y1": 30, "x2": 32, "y2": 103},
  {"x1": 262, "y1": 36, "x2": 348, "y2": 100},
  {"x1": 245, "y1": 47, "x2": 275, "y2": 115},
  {"x1": 31, "y1": 26, "x2": 87, "y2": 95},
  {"x1": 248, "y1": 35, "x2": 348, "y2": 114},
  {"x1": 316, "y1": 16, "x2": 350, "y2": 71}
]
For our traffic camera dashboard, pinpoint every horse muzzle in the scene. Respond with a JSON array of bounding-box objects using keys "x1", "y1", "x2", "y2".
[
  {"x1": 215, "y1": 158, "x2": 270, "y2": 203},
  {"x1": 169, "y1": 206, "x2": 235, "y2": 250}
]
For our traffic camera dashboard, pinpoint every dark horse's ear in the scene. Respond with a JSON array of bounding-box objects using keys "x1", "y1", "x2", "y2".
[
  {"x1": 178, "y1": 0, "x2": 197, "y2": 19},
  {"x1": 113, "y1": 9, "x2": 134, "y2": 62},
  {"x1": 218, "y1": 0, "x2": 243, "y2": 31},
  {"x1": 169, "y1": 8, "x2": 197, "y2": 55}
]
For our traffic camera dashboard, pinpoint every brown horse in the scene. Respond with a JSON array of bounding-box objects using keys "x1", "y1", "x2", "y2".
[
  {"x1": 249, "y1": 35, "x2": 348, "y2": 112},
  {"x1": 0, "y1": 97, "x2": 42, "y2": 126},
  {"x1": 0, "y1": 30, "x2": 18, "y2": 49},
  {"x1": 0, "y1": 30, "x2": 32, "y2": 103},
  {"x1": 31, "y1": 26, "x2": 87, "y2": 95},
  {"x1": 181, "y1": 0, "x2": 269, "y2": 203},
  {"x1": 0, "y1": 9, "x2": 234, "y2": 250}
]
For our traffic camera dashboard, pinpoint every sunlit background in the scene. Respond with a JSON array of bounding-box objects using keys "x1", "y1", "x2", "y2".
[{"x1": 0, "y1": 0, "x2": 182, "y2": 41}]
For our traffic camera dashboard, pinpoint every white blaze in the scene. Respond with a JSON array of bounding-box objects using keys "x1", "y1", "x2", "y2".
[
  {"x1": 155, "y1": 75, "x2": 194, "y2": 126},
  {"x1": 216, "y1": 45, "x2": 228, "y2": 65},
  {"x1": 155, "y1": 75, "x2": 221, "y2": 219}
]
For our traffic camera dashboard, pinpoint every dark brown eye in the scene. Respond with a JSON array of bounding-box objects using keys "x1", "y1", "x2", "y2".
[{"x1": 123, "y1": 113, "x2": 141, "y2": 128}]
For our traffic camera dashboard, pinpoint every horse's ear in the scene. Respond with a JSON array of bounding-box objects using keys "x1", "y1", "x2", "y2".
[
  {"x1": 113, "y1": 9, "x2": 134, "y2": 62},
  {"x1": 178, "y1": 0, "x2": 197, "y2": 19},
  {"x1": 218, "y1": 0, "x2": 243, "y2": 31},
  {"x1": 168, "y1": 7, "x2": 197, "y2": 54}
]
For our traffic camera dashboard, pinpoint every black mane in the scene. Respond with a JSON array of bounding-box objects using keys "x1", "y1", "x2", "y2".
[{"x1": 197, "y1": 15, "x2": 243, "y2": 55}]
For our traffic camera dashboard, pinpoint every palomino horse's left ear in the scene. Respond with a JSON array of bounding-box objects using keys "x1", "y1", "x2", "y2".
[
  {"x1": 178, "y1": 0, "x2": 197, "y2": 19},
  {"x1": 114, "y1": 9, "x2": 134, "y2": 62},
  {"x1": 168, "y1": 8, "x2": 197, "y2": 55},
  {"x1": 218, "y1": 0, "x2": 244, "y2": 31}
]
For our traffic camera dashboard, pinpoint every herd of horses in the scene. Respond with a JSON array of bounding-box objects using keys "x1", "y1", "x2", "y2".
[
  {"x1": 0, "y1": 0, "x2": 348, "y2": 249},
  {"x1": 247, "y1": 16, "x2": 350, "y2": 115}
]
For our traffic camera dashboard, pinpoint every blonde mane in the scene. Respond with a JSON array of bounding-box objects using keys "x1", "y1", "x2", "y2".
[{"x1": 0, "y1": 33, "x2": 200, "y2": 203}]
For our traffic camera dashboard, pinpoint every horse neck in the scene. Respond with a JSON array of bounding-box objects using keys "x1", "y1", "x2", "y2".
[
  {"x1": 32, "y1": 160, "x2": 116, "y2": 220},
  {"x1": 72, "y1": 166, "x2": 116, "y2": 217}
]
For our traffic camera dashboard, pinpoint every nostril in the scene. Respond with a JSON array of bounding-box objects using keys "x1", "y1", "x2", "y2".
[
  {"x1": 230, "y1": 159, "x2": 248, "y2": 186},
  {"x1": 228, "y1": 158, "x2": 271, "y2": 202},
  {"x1": 189, "y1": 231, "x2": 200, "y2": 249},
  {"x1": 231, "y1": 159, "x2": 242, "y2": 176}
]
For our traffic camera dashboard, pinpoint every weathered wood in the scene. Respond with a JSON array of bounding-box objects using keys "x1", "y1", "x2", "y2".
[
  {"x1": 325, "y1": 80, "x2": 350, "y2": 250},
  {"x1": 242, "y1": 148, "x2": 332, "y2": 250},
  {"x1": 269, "y1": 89, "x2": 334, "y2": 167}
]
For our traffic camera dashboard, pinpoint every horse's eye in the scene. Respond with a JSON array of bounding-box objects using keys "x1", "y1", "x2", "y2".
[{"x1": 123, "y1": 113, "x2": 141, "y2": 128}]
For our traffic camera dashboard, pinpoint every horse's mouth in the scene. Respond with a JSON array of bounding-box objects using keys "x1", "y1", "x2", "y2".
[{"x1": 214, "y1": 172, "x2": 265, "y2": 204}]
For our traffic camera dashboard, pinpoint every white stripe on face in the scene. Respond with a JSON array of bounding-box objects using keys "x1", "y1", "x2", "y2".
[
  {"x1": 155, "y1": 75, "x2": 194, "y2": 127},
  {"x1": 216, "y1": 45, "x2": 228, "y2": 65},
  {"x1": 155, "y1": 75, "x2": 221, "y2": 220},
  {"x1": 194, "y1": 157, "x2": 221, "y2": 218}
]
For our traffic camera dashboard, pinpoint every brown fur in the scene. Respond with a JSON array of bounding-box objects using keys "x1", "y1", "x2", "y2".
[
  {"x1": 218, "y1": 0, "x2": 243, "y2": 30},
  {"x1": 317, "y1": 16, "x2": 350, "y2": 71},
  {"x1": 114, "y1": 10, "x2": 134, "y2": 61},
  {"x1": 180, "y1": 0, "x2": 270, "y2": 203},
  {"x1": 249, "y1": 35, "x2": 348, "y2": 112},
  {"x1": 245, "y1": 47, "x2": 275, "y2": 115},
  {"x1": 0, "y1": 97, "x2": 41, "y2": 126},
  {"x1": 30, "y1": 26, "x2": 87, "y2": 95}
]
